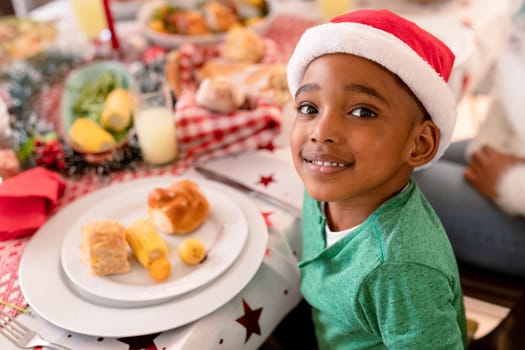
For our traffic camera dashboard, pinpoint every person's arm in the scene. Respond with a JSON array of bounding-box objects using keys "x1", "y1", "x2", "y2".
[
  {"x1": 465, "y1": 145, "x2": 525, "y2": 215},
  {"x1": 357, "y1": 264, "x2": 466, "y2": 349}
]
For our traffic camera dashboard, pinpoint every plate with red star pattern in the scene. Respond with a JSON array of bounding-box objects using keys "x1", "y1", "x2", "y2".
[
  {"x1": 59, "y1": 178, "x2": 248, "y2": 307},
  {"x1": 18, "y1": 175, "x2": 268, "y2": 337}
]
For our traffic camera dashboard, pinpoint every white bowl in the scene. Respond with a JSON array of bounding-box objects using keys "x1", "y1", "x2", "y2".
[
  {"x1": 111, "y1": 0, "x2": 147, "y2": 20},
  {"x1": 137, "y1": 0, "x2": 274, "y2": 48}
]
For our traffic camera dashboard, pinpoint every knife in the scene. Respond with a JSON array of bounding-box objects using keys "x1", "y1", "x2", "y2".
[{"x1": 195, "y1": 166, "x2": 302, "y2": 218}]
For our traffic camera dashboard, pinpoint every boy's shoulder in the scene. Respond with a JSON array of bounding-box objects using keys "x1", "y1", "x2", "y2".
[{"x1": 372, "y1": 181, "x2": 457, "y2": 272}]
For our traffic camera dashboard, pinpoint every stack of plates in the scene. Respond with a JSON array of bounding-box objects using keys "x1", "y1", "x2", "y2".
[{"x1": 18, "y1": 176, "x2": 268, "y2": 338}]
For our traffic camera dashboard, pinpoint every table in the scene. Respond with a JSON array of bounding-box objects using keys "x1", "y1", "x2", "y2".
[
  {"x1": 1, "y1": 164, "x2": 305, "y2": 350},
  {"x1": 0, "y1": 0, "x2": 519, "y2": 349}
]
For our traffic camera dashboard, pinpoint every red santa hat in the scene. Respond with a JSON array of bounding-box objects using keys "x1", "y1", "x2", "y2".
[{"x1": 287, "y1": 9, "x2": 457, "y2": 167}]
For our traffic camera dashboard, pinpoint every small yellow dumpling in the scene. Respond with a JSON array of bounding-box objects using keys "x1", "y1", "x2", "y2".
[{"x1": 178, "y1": 238, "x2": 207, "y2": 265}]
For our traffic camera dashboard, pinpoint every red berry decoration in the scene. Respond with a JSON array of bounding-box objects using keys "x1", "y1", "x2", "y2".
[
  {"x1": 142, "y1": 46, "x2": 167, "y2": 66},
  {"x1": 32, "y1": 137, "x2": 66, "y2": 171}
]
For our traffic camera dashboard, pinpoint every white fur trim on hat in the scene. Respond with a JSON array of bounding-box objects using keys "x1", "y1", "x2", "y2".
[
  {"x1": 286, "y1": 22, "x2": 457, "y2": 168},
  {"x1": 495, "y1": 164, "x2": 525, "y2": 216}
]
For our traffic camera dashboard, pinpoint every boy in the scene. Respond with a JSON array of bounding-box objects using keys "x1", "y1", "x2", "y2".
[{"x1": 286, "y1": 9, "x2": 467, "y2": 349}]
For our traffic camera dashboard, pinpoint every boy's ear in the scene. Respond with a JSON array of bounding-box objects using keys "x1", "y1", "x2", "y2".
[{"x1": 407, "y1": 119, "x2": 440, "y2": 167}]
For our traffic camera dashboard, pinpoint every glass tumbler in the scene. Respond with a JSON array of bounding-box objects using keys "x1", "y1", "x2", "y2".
[{"x1": 134, "y1": 88, "x2": 178, "y2": 166}]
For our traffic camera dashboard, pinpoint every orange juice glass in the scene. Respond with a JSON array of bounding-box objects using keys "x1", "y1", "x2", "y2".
[
  {"x1": 70, "y1": 0, "x2": 108, "y2": 40},
  {"x1": 317, "y1": 0, "x2": 352, "y2": 22}
]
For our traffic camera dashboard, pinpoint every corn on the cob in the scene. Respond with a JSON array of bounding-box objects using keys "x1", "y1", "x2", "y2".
[
  {"x1": 126, "y1": 219, "x2": 168, "y2": 266},
  {"x1": 101, "y1": 88, "x2": 133, "y2": 132},
  {"x1": 68, "y1": 117, "x2": 116, "y2": 153},
  {"x1": 126, "y1": 220, "x2": 170, "y2": 281}
]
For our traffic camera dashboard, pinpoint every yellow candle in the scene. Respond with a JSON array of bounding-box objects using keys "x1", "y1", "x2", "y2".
[
  {"x1": 70, "y1": 0, "x2": 107, "y2": 39},
  {"x1": 134, "y1": 107, "x2": 178, "y2": 165},
  {"x1": 317, "y1": 0, "x2": 352, "y2": 21}
]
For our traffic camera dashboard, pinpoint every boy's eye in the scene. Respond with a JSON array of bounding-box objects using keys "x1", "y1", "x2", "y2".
[
  {"x1": 350, "y1": 107, "x2": 376, "y2": 119},
  {"x1": 297, "y1": 104, "x2": 318, "y2": 115}
]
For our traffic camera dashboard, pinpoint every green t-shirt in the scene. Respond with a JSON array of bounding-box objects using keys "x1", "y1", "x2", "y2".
[{"x1": 298, "y1": 180, "x2": 467, "y2": 349}]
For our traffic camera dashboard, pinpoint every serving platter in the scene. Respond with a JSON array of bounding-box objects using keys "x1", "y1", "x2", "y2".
[
  {"x1": 0, "y1": 16, "x2": 57, "y2": 65},
  {"x1": 18, "y1": 176, "x2": 268, "y2": 337},
  {"x1": 60, "y1": 181, "x2": 248, "y2": 307},
  {"x1": 137, "y1": 0, "x2": 274, "y2": 48}
]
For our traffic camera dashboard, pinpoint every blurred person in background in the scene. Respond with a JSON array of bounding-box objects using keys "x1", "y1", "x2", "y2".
[{"x1": 415, "y1": 2, "x2": 525, "y2": 278}]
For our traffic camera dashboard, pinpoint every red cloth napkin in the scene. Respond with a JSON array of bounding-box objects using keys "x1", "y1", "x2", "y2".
[{"x1": 0, "y1": 167, "x2": 65, "y2": 241}]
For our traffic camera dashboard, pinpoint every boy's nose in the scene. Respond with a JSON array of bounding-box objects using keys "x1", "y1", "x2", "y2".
[{"x1": 310, "y1": 113, "x2": 344, "y2": 144}]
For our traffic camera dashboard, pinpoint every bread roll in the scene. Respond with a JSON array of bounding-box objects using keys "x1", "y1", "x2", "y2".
[
  {"x1": 148, "y1": 180, "x2": 210, "y2": 234},
  {"x1": 221, "y1": 27, "x2": 265, "y2": 63},
  {"x1": 197, "y1": 62, "x2": 290, "y2": 105},
  {"x1": 195, "y1": 77, "x2": 245, "y2": 114}
]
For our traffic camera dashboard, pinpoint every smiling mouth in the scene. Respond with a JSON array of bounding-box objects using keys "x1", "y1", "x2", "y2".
[{"x1": 304, "y1": 159, "x2": 353, "y2": 168}]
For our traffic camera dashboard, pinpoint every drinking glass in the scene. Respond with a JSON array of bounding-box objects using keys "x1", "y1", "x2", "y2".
[
  {"x1": 316, "y1": 0, "x2": 352, "y2": 21},
  {"x1": 134, "y1": 88, "x2": 178, "y2": 166},
  {"x1": 70, "y1": 0, "x2": 109, "y2": 41}
]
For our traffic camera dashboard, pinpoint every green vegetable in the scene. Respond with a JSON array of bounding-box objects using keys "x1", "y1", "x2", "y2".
[
  {"x1": 16, "y1": 131, "x2": 58, "y2": 162},
  {"x1": 71, "y1": 71, "x2": 126, "y2": 124},
  {"x1": 16, "y1": 136, "x2": 35, "y2": 162}
]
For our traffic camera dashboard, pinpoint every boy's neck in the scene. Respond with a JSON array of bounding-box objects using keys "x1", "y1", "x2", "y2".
[{"x1": 325, "y1": 179, "x2": 411, "y2": 231}]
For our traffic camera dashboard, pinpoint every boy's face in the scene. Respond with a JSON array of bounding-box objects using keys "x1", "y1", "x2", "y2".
[{"x1": 290, "y1": 53, "x2": 436, "y2": 214}]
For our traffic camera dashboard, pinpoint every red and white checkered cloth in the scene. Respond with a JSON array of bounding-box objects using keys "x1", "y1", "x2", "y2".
[
  {"x1": 171, "y1": 39, "x2": 282, "y2": 166},
  {"x1": 175, "y1": 92, "x2": 281, "y2": 165}
]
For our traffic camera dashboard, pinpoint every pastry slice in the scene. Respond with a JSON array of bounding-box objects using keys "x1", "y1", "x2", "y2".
[{"x1": 80, "y1": 220, "x2": 130, "y2": 276}]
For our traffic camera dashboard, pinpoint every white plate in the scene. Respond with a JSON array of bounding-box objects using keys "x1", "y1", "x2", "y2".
[
  {"x1": 60, "y1": 181, "x2": 247, "y2": 307},
  {"x1": 137, "y1": 0, "x2": 274, "y2": 48},
  {"x1": 18, "y1": 176, "x2": 268, "y2": 338},
  {"x1": 111, "y1": 1, "x2": 148, "y2": 20}
]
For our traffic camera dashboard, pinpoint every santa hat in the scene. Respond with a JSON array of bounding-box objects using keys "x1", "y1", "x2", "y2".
[{"x1": 287, "y1": 9, "x2": 457, "y2": 167}]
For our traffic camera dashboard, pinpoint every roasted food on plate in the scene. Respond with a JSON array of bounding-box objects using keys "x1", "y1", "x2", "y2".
[
  {"x1": 139, "y1": 0, "x2": 272, "y2": 47},
  {"x1": 80, "y1": 220, "x2": 130, "y2": 276},
  {"x1": 145, "y1": 0, "x2": 268, "y2": 36},
  {"x1": 203, "y1": 1, "x2": 240, "y2": 32},
  {"x1": 167, "y1": 10, "x2": 209, "y2": 35},
  {"x1": 0, "y1": 17, "x2": 57, "y2": 65},
  {"x1": 148, "y1": 179, "x2": 210, "y2": 234}
]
